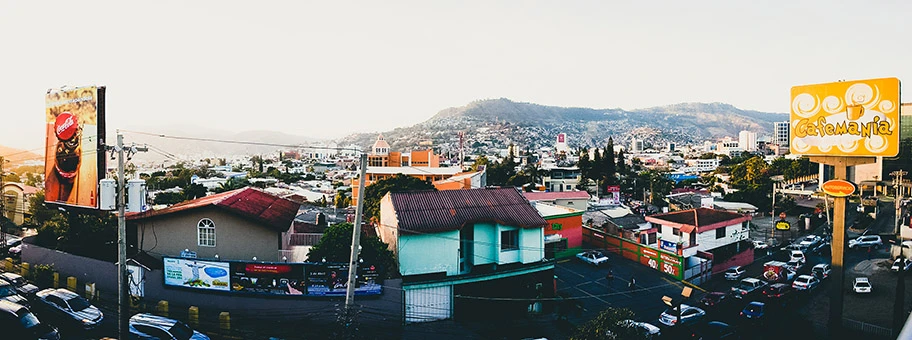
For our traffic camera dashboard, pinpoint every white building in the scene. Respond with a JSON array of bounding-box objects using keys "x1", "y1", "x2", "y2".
[
  {"x1": 738, "y1": 131, "x2": 757, "y2": 152},
  {"x1": 630, "y1": 139, "x2": 644, "y2": 153},
  {"x1": 555, "y1": 133, "x2": 571, "y2": 155},
  {"x1": 774, "y1": 122, "x2": 790, "y2": 147},
  {"x1": 645, "y1": 208, "x2": 751, "y2": 258}
]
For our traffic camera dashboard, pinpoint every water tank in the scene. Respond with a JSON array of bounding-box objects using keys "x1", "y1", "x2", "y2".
[
  {"x1": 127, "y1": 179, "x2": 148, "y2": 213},
  {"x1": 99, "y1": 178, "x2": 116, "y2": 210}
]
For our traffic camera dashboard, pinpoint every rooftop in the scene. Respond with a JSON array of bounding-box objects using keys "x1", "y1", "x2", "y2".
[
  {"x1": 646, "y1": 207, "x2": 750, "y2": 234},
  {"x1": 367, "y1": 166, "x2": 462, "y2": 176},
  {"x1": 388, "y1": 187, "x2": 548, "y2": 234},
  {"x1": 523, "y1": 191, "x2": 590, "y2": 201}
]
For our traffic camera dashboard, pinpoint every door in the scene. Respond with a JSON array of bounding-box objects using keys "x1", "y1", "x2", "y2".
[
  {"x1": 405, "y1": 286, "x2": 452, "y2": 323},
  {"x1": 459, "y1": 227, "x2": 473, "y2": 275},
  {"x1": 127, "y1": 264, "x2": 144, "y2": 298}
]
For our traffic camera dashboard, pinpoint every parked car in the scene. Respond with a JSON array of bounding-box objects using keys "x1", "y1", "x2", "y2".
[
  {"x1": 786, "y1": 243, "x2": 809, "y2": 253},
  {"x1": 789, "y1": 250, "x2": 806, "y2": 264},
  {"x1": 810, "y1": 240, "x2": 830, "y2": 254},
  {"x1": 740, "y1": 301, "x2": 765, "y2": 321},
  {"x1": 849, "y1": 235, "x2": 883, "y2": 249},
  {"x1": 700, "y1": 292, "x2": 727, "y2": 308},
  {"x1": 752, "y1": 240, "x2": 769, "y2": 250},
  {"x1": 615, "y1": 319, "x2": 661, "y2": 339},
  {"x1": 0, "y1": 273, "x2": 40, "y2": 297},
  {"x1": 687, "y1": 321, "x2": 739, "y2": 339},
  {"x1": 576, "y1": 250, "x2": 609, "y2": 266},
  {"x1": 798, "y1": 235, "x2": 823, "y2": 249},
  {"x1": 0, "y1": 280, "x2": 30, "y2": 307},
  {"x1": 658, "y1": 304, "x2": 706, "y2": 327},
  {"x1": 0, "y1": 300, "x2": 59, "y2": 340},
  {"x1": 33, "y1": 288, "x2": 103, "y2": 331},
  {"x1": 762, "y1": 283, "x2": 794, "y2": 300},
  {"x1": 812, "y1": 264, "x2": 832, "y2": 279},
  {"x1": 724, "y1": 266, "x2": 746, "y2": 281},
  {"x1": 731, "y1": 278, "x2": 767, "y2": 299},
  {"x1": 129, "y1": 313, "x2": 210, "y2": 340},
  {"x1": 853, "y1": 277, "x2": 872, "y2": 294},
  {"x1": 892, "y1": 258, "x2": 912, "y2": 273},
  {"x1": 7, "y1": 238, "x2": 22, "y2": 257},
  {"x1": 792, "y1": 275, "x2": 820, "y2": 291}
]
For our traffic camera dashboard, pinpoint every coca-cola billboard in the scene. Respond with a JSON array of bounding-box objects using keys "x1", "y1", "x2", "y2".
[{"x1": 44, "y1": 86, "x2": 106, "y2": 209}]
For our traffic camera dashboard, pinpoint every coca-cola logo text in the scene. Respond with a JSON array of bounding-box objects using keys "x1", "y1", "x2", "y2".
[{"x1": 55, "y1": 112, "x2": 78, "y2": 140}]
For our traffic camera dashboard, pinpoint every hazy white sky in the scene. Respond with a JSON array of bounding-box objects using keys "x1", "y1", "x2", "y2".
[{"x1": 2, "y1": 1, "x2": 911, "y2": 151}]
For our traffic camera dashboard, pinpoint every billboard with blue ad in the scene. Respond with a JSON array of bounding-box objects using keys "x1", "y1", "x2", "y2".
[{"x1": 162, "y1": 257, "x2": 382, "y2": 297}]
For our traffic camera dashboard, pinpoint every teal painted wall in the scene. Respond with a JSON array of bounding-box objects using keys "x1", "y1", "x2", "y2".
[
  {"x1": 499, "y1": 226, "x2": 520, "y2": 264},
  {"x1": 399, "y1": 230, "x2": 459, "y2": 276},
  {"x1": 520, "y1": 227, "x2": 544, "y2": 264},
  {"x1": 473, "y1": 222, "x2": 497, "y2": 265}
]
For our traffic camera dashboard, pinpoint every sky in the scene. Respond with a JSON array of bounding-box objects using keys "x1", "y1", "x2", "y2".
[{"x1": 2, "y1": 0, "x2": 911, "y2": 152}]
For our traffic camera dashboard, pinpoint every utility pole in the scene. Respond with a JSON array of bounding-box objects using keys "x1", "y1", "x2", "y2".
[
  {"x1": 113, "y1": 132, "x2": 147, "y2": 340},
  {"x1": 771, "y1": 181, "x2": 777, "y2": 244},
  {"x1": 892, "y1": 170, "x2": 907, "y2": 332},
  {"x1": 0, "y1": 156, "x2": 6, "y2": 246},
  {"x1": 343, "y1": 152, "x2": 368, "y2": 322}
]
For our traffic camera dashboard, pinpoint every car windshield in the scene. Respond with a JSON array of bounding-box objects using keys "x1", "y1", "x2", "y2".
[
  {"x1": 17, "y1": 310, "x2": 40, "y2": 329},
  {"x1": 745, "y1": 304, "x2": 762, "y2": 313},
  {"x1": 739, "y1": 283, "x2": 754, "y2": 289},
  {"x1": 67, "y1": 296, "x2": 91, "y2": 311},
  {"x1": 797, "y1": 277, "x2": 809, "y2": 283},
  {"x1": 0, "y1": 285, "x2": 17, "y2": 297},
  {"x1": 664, "y1": 307, "x2": 682, "y2": 316},
  {"x1": 857, "y1": 282, "x2": 871, "y2": 288},
  {"x1": 726, "y1": 269, "x2": 738, "y2": 274},
  {"x1": 169, "y1": 321, "x2": 194, "y2": 340}
]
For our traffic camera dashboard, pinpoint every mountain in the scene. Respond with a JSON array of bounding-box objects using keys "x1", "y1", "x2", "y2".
[
  {"x1": 0, "y1": 145, "x2": 43, "y2": 166},
  {"x1": 338, "y1": 98, "x2": 787, "y2": 156}
]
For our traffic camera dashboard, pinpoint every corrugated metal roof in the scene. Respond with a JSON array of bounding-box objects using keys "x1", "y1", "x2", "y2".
[
  {"x1": 127, "y1": 187, "x2": 299, "y2": 232},
  {"x1": 389, "y1": 187, "x2": 547, "y2": 234}
]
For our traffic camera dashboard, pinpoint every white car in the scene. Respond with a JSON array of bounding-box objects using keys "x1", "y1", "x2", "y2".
[
  {"x1": 723, "y1": 266, "x2": 746, "y2": 281},
  {"x1": 798, "y1": 235, "x2": 823, "y2": 248},
  {"x1": 785, "y1": 259, "x2": 804, "y2": 273},
  {"x1": 853, "y1": 277, "x2": 872, "y2": 294},
  {"x1": 791, "y1": 275, "x2": 819, "y2": 291},
  {"x1": 892, "y1": 258, "x2": 912, "y2": 273},
  {"x1": 789, "y1": 250, "x2": 806, "y2": 264},
  {"x1": 812, "y1": 264, "x2": 832, "y2": 279},
  {"x1": 753, "y1": 240, "x2": 769, "y2": 250},
  {"x1": 849, "y1": 235, "x2": 883, "y2": 249},
  {"x1": 658, "y1": 304, "x2": 706, "y2": 327},
  {"x1": 575, "y1": 250, "x2": 609, "y2": 266}
]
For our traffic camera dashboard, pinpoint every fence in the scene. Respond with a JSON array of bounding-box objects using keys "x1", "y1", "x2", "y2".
[{"x1": 843, "y1": 318, "x2": 893, "y2": 338}]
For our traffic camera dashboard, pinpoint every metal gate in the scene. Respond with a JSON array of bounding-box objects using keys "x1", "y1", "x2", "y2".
[{"x1": 405, "y1": 285, "x2": 452, "y2": 323}]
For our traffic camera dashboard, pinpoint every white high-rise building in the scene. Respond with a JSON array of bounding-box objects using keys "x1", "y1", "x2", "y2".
[
  {"x1": 739, "y1": 131, "x2": 757, "y2": 152},
  {"x1": 774, "y1": 122, "x2": 790, "y2": 147},
  {"x1": 555, "y1": 133, "x2": 571, "y2": 154},
  {"x1": 630, "y1": 139, "x2": 644, "y2": 153}
]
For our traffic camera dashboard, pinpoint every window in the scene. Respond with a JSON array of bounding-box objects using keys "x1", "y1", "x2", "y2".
[
  {"x1": 672, "y1": 228, "x2": 681, "y2": 237},
  {"x1": 501, "y1": 230, "x2": 519, "y2": 251},
  {"x1": 198, "y1": 218, "x2": 216, "y2": 247},
  {"x1": 716, "y1": 227, "x2": 726, "y2": 239}
]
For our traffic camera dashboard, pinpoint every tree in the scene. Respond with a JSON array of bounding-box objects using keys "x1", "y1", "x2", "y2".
[
  {"x1": 616, "y1": 149, "x2": 627, "y2": 177},
  {"x1": 471, "y1": 155, "x2": 489, "y2": 171},
  {"x1": 570, "y1": 307, "x2": 645, "y2": 340},
  {"x1": 212, "y1": 177, "x2": 250, "y2": 193},
  {"x1": 363, "y1": 174, "x2": 436, "y2": 221},
  {"x1": 578, "y1": 148, "x2": 592, "y2": 180},
  {"x1": 306, "y1": 223, "x2": 397, "y2": 279},
  {"x1": 183, "y1": 183, "x2": 207, "y2": 200},
  {"x1": 153, "y1": 192, "x2": 184, "y2": 205},
  {"x1": 2, "y1": 172, "x2": 20, "y2": 183},
  {"x1": 604, "y1": 138, "x2": 617, "y2": 185},
  {"x1": 591, "y1": 149, "x2": 603, "y2": 185}
]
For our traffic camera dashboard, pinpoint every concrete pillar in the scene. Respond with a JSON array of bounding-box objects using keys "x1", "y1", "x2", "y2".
[
  {"x1": 84, "y1": 283, "x2": 96, "y2": 300},
  {"x1": 53, "y1": 272, "x2": 59, "y2": 289},
  {"x1": 156, "y1": 300, "x2": 169, "y2": 318},
  {"x1": 188, "y1": 306, "x2": 199, "y2": 327},
  {"x1": 66, "y1": 277, "x2": 77, "y2": 293},
  {"x1": 19, "y1": 262, "x2": 29, "y2": 278},
  {"x1": 219, "y1": 312, "x2": 230, "y2": 331}
]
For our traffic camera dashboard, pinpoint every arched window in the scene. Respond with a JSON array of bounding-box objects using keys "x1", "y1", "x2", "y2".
[{"x1": 197, "y1": 218, "x2": 216, "y2": 247}]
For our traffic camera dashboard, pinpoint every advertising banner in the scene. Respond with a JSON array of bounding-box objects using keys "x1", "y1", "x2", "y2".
[
  {"x1": 163, "y1": 258, "x2": 231, "y2": 292},
  {"x1": 44, "y1": 86, "x2": 106, "y2": 209},
  {"x1": 606, "y1": 186, "x2": 621, "y2": 205},
  {"x1": 163, "y1": 257, "x2": 382, "y2": 297},
  {"x1": 660, "y1": 239, "x2": 678, "y2": 253},
  {"x1": 790, "y1": 77, "x2": 901, "y2": 157}
]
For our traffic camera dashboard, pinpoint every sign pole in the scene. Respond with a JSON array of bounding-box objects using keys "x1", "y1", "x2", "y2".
[
  {"x1": 811, "y1": 156, "x2": 875, "y2": 334},
  {"x1": 892, "y1": 170, "x2": 907, "y2": 332}
]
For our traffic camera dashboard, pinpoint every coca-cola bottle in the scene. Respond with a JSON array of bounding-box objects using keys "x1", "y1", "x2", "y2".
[{"x1": 54, "y1": 112, "x2": 81, "y2": 182}]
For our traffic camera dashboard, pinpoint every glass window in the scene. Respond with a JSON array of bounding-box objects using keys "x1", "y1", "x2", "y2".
[
  {"x1": 501, "y1": 230, "x2": 519, "y2": 251},
  {"x1": 672, "y1": 228, "x2": 681, "y2": 237},
  {"x1": 716, "y1": 227, "x2": 726, "y2": 239},
  {"x1": 198, "y1": 218, "x2": 216, "y2": 247},
  {"x1": 66, "y1": 296, "x2": 90, "y2": 311}
]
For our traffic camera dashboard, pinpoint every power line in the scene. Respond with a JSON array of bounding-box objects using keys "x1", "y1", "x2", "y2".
[{"x1": 120, "y1": 129, "x2": 364, "y2": 153}]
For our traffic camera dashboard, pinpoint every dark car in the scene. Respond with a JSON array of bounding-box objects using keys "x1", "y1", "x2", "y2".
[
  {"x1": 0, "y1": 300, "x2": 59, "y2": 340},
  {"x1": 0, "y1": 272, "x2": 41, "y2": 297},
  {"x1": 130, "y1": 313, "x2": 210, "y2": 340},
  {"x1": 762, "y1": 283, "x2": 794, "y2": 300},
  {"x1": 34, "y1": 288, "x2": 103, "y2": 331},
  {"x1": 0, "y1": 280, "x2": 30, "y2": 307},
  {"x1": 700, "y1": 292, "x2": 727, "y2": 308},
  {"x1": 688, "y1": 321, "x2": 739, "y2": 339},
  {"x1": 740, "y1": 301, "x2": 765, "y2": 321}
]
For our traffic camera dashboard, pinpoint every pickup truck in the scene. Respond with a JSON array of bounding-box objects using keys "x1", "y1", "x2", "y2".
[{"x1": 731, "y1": 278, "x2": 768, "y2": 299}]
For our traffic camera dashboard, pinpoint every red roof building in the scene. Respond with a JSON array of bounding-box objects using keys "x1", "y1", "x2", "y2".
[{"x1": 646, "y1": 208, "x2": 751, "y2": 258}]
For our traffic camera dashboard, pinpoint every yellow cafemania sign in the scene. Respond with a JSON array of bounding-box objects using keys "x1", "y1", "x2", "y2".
[{"x1": 790, "y1": 77, "x2": 900, "y2": 157}]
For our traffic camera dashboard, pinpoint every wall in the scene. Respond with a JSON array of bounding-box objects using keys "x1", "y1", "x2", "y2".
[
  {"x1": 519, "y1": 227, "x2": 543, "y2": 264},
  {"x1": 132, "y1": 206, "x2": 282, "y2": 262},
  {"x1": 399, "y1": 230, "x2": 459, "y2": 276},
  {"x1": 473, "y1": 223, "x2": 497, "y2": 266},
  {"x1": 690, "y1": 222, "x2": 749, "y2": 257},
  {"x1": 554, "y1": 198, "x2": 587, "y2": 210},
  {"x1": 544, "y1": 214, "x2": 582, "y2": 249},
  {"x1": 711, "y1": 247, "x2": 754, "y2": 275},
  {"x1": 22, "y1": 240, "x2": 403, "y2": 324},
  {"x1": 378, "y1": 194, "x2": 400, "y2": 258}
]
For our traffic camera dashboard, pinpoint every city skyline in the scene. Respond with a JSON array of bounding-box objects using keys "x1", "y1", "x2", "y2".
[{"x1": 2, "y1": 1, "x2": 911, "y2": 151}]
